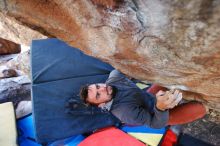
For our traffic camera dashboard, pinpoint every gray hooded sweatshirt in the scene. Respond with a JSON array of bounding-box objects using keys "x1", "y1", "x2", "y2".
[{"x1": 105, "y1": 70, "x2": 169, "y2": 129}]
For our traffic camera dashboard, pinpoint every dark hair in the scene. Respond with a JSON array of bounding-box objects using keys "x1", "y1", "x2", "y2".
[{"x1": 79, "y1": 84, "x2": 89, "y2": 104}]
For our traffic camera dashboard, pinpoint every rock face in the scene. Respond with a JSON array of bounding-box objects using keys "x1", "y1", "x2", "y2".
[
  {"x1": 0, "y1": 75, "x2": 31, "y2": 106},
  {"x1": 0, "y1": 66, "x2": 18, "y2": 79},
  {"x1": 0, "y1": 54, "x2": 17, "y2": 65},
  {"x1": 6, "y1": 50, "x2": 30, "y2": 76},
  {"x1": 16, "y1": 101, "x2": 32, "y2": 119},
  {"x1": 0, "y1": 38, "x2": 20, "y2": 55},
  {"x1": 0, "y1": 50, "x2": 30, "y2": 78},
  {"x1": 0, "y1": 1, "x2": 220, "y2": 114},
  {"x1": 0, "y1": 12, "x2": 47, "y2": 46}
]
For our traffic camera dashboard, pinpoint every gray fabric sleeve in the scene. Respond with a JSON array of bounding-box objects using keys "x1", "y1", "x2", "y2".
[
  {"x1": 108, "y1": 69, "x2": 125, "y2": 79},
  {"x1": 112, "y1": 104, "x2": 169, "y2": 129},
  {"x1": 151, "y1": 105, "x2": 169, "y2": 128},
  {"x1": 108, "y1": 69, "x2": 169, "y2": 128},
  {"x1": 141, "y1": 92, "x2": 169, "y2": 128},
  {"x1": 106, "y1": 69, "x2": 125, "y2": 83}
]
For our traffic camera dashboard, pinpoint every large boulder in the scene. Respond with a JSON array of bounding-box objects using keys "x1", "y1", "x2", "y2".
[
  {"x1": 0, "y1": 1, "x2": 219, "y2": 116},
  {"x1": 0, "y1": 12, "x2": 47, "y2": 46},
  {"x1": 0, "y1": 75, "x2": 31, "y2": 106},
  {"x1": 0, "y1": 50, "x2": 30, "y2": 79},
  {"x1": 0, "y1": 38, "x2": 20, "y2": 55},
  {"x1": 6, "y1": 50, "x2": 30, "y2": 76},
  {"x1": 0, "y1": 66, "x2": 18, "y2": 79},
  {"x1": 15, "y1": 100, "x2": 32, "y2": 119},
  {"x1": 0, "y1": 54, "x2": 17, "y2": 65}
]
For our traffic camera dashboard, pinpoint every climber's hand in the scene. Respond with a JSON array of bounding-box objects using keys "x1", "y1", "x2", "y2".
[{"x1": 156, "y1": 89, "x2": 182, "y2": 111}]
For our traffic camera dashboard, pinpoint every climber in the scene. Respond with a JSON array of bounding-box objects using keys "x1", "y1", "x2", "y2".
[{"x1": 80, "y1": 69, "x2": 206, "y2": 128}]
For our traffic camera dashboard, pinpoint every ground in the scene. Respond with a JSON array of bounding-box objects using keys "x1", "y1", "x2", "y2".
[{"x1": 182, "y1": 115, "x2": 220, "y2": 146}]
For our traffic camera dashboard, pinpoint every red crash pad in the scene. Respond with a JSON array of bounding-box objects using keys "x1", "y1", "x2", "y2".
[{"x1": 78, "y1": 127, "x2": 145, "y2": 146}]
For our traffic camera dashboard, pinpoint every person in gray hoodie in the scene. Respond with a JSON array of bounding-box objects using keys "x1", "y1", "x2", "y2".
[{"x1": 80, "y1": 70, "x2": 206, "y2": 128}]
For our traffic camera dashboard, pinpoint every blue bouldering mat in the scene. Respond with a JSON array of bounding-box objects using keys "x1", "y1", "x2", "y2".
[
  {"x1": 17, "y1": 114, "x2": 86, "y2": 146},
  {"x1": 31, "y1": 39, "x2": 120, "y2": 143},
  {"x1": 17, "y1": 114, "x2": 42, "y2": 146}
]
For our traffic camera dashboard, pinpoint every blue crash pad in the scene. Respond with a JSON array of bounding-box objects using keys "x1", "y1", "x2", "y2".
[
  {"x1": 17, "y1": 114, "x2": 85, "y2": 146},
  {"x1": 17, "y1": 114, "x2": 42, "y2": 146},
  {"x1": 31, "y1": 39, "x2": 120, "y2": 143}
]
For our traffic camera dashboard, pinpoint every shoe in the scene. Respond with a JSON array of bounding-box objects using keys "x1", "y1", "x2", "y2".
[
  {"x1": 168, "y1": 102, "x2": 206, "y2": 125},
  {"x1": 147, "y1": 84, "x2": 167, "y2": 95}
]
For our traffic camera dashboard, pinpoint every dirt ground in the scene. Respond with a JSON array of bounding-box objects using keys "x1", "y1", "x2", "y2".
[{"x1": 182, "y1": 115, "x2": 220, "y2": 146}]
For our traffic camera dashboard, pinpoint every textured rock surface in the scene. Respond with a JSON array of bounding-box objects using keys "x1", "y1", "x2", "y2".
[
  {"x1": 0, "y1": 76, "x2": 31, "y2": 106},
  {"x1": 0, "y1": 66, "x2": 18, "y2": 79},
  {"x1": 0, "y1": 1, "x2": 220, "y2": 115},
  {"x1": 6, "y1": 50, "x2": 30, "y2": 76},
  {"x1": 0, "y1": 12, "x2": 47, "y2": 46},
  {"x1": 183, "y1": 115, "x2": 220, "y2": 146},
  {"x1": 0, "y1": 37, "x2": 20, "y2": 55},
  {"x1": 0, "y1": 54, "x2": 17, "y2": 65},
  {"x1": 15, "y1": 100, "x2": 32, "y2": 119}
]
